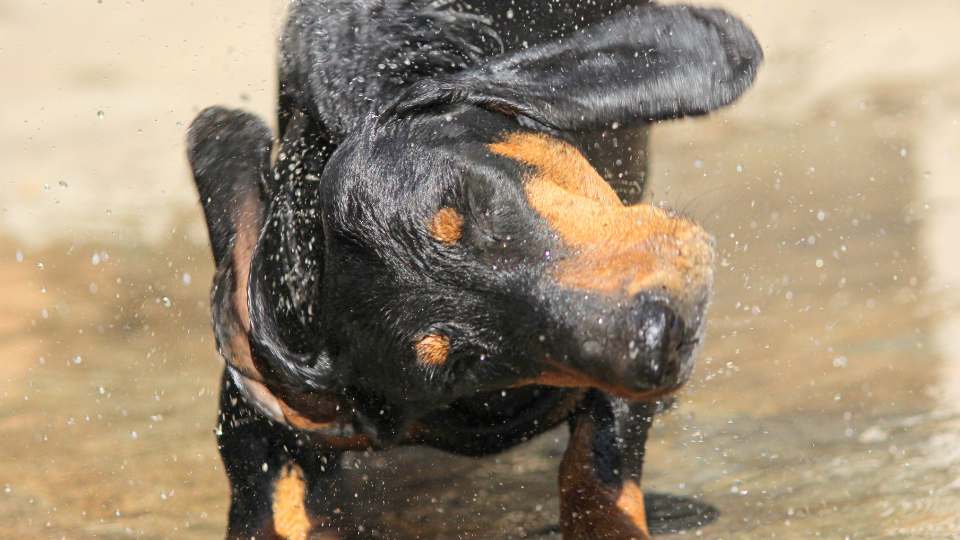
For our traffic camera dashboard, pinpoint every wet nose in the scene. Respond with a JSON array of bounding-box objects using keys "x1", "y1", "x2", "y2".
[
  {"x1": 622, "y1": 299, "x2": 689, "y2": 389},
  {"x1": 559, "y1": 295, "x2": 703, "y2": 397}
]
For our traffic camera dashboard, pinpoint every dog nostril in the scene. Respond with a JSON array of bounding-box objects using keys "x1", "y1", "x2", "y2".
[
  {"x1": 635, "y1": 303, "x2": 670, "y2": 350},
  {"x1": 625, "y1": 300, "x2": 688, "y2": 381},
  {"x1": 668, "y1": 310, "x2": 685, "y2": 351}
]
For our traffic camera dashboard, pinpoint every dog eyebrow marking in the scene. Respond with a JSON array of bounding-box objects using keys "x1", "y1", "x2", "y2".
[
  {"x1": 415, "y1": 334, "x2": 451, "y2": 366},
  {"x1": 430, "y1": 207, "x2": 464, "y2": 245},
  {"x1": 272, "y1": 464, "x2": 311, "y2": 540},
  {"x1": 489, "y1": 132, "x2": 714, "y2": 298}
]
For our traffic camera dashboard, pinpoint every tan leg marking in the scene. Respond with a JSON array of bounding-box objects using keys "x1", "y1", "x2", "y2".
[
  {"x1": 560, "y1": 411, "x2": 651, "y2": 540},
  {"x1": 617, "y1": 480, "x2": 651, "y2": 538}
]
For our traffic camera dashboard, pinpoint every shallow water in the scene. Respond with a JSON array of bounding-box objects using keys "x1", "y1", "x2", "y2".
[
  {"x1": 3, "y1": 1, "x2": 960, "y2": 538},
  {"x1": 4, "y1": 100, "x2": 960, "y2": 539}
]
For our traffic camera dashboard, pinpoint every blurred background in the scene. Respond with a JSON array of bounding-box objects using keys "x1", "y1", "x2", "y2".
[{"x1": 2, "y1": 0, "x2": 960, "y2": 537}]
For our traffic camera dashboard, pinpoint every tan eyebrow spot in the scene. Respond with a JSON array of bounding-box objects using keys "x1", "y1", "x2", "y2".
[
  {"x1": 415, "y1": 334, "x2": 451, "y2": 366},
  {"x1": 272, "y1": 464, "x2": 311, "y2": 540},
  {"x1": 430, "y1": 207, "x2": 464, "y2": 245},
  {"x1": 489, "y1": 132, "x2": 714, "y2": 299}
]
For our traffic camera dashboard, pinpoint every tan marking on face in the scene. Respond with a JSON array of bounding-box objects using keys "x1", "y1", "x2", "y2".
[
  {"x1": 489, "y1": 132, "x2": 714, "y2": 299},
  {"x1": 272, "y1": 464, "x2": 312, "y2": 540},
  {"x1": 617, "y1": 480, "x2": 651, "y2": 537},
  {"x1": 430, "y1": 207, "x2": 465, "y2": 244},
  {"x1": 415, "y1": 334, "x2": 450, "y2": 366},
  {"x1": 489, "y1": 132, "x2": 621, "y2": 206}
]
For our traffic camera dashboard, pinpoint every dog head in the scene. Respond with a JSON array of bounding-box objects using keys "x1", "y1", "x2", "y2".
[{"x1": 190, "y1": 3, "x2": 761, "y2": 441}]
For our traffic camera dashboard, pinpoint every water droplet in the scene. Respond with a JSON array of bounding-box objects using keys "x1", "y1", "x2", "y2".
[
  {"x1": 181, "y1": 272, "x2": 192, "y2": 286},
  {"x1": 582, "y1": 340, "x2": 603, "y2": 357},
  {"x1": 161, "y1": 296, "x2": 172, "y2": 308},
  {"x1": 96, "y1": 110, "x2": 105, "y2": 120},
  {"x1": 73, "y1": 355, "x2": 83, "y2": 365},
  {"x1": 858, "y1": 426, "x2": 889, "y2": 443},
  {"x1": 815, "y1": 258, "x2": 824, "y2": 268},
  {"x1": 817, "y1": 210, "x2": 827, "y2": 221}
]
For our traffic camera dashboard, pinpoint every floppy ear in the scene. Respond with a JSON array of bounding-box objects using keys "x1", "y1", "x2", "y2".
[
  {"x1": 188, "y1": 107, "x2": 342, "y2": 430},
  {"x1": 188, "y1": 106, "x2": 272, "y2": 267},
  {"x1": 187, "y1": 107, "x2": 280, "y2": 412},
  {"x1": 390, "y1": 3, "x2": 763, "y2": 131}
]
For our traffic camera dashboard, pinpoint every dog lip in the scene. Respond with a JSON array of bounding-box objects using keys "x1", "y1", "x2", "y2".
[{"x1": 521, "y1": 357, "x2": 687, "y2": 402}]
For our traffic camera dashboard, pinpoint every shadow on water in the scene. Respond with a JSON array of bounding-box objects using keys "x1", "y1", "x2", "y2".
[{"x1": 3, "y1": 66, "x2": 960, "y2": 540}]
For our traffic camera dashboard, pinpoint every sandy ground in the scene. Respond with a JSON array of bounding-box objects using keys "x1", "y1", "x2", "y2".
[
  {"x1": 3, "y1": 1, "x2": 960, "y2": 538},
  {"x1": 3, "y1": 1, "x2": 960, "y2": 244}
]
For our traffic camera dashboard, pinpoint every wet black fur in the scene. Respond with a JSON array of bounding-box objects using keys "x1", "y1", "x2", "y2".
[{"x1": 188, "y1": 0, "x2": 760, "y2": 536}]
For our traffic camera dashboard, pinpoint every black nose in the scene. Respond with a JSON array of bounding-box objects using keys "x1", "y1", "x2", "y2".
[
  {"x1": 540, "y1": 291, "x2": 706, "y2": 399},
  {"x1": 625, "y1": 300, "x2": 688, "y2": 388}
]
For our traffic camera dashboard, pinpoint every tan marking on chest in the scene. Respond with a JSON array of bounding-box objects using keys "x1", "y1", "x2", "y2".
[
  {"x1": 415, "y1": 334, "x2": 451, "y2": 366},
  {"x1": 272, "y1": 464, "x2": 312, "y2": 540}
]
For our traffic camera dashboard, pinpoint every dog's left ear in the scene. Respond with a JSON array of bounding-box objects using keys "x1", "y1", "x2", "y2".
[
  {"x1": 188, "y1": 107, "x2": 340, "y2": 429},
  {"x1": 390, "y1": 3, "x2": 762, "y2": 131}
]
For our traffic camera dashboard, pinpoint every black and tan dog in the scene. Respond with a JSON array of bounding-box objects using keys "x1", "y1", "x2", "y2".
[{"x1": 187, "y1": 0, "x2": 761, "y2": 537}]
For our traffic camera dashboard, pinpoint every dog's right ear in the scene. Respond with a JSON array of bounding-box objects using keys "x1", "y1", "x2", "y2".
[{"x1": 389, "y1": 3, "x2": 763, "y2": 132}]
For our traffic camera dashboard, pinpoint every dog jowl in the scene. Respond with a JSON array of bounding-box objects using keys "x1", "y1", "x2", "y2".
[{"x1": 187, "y1": 1, "x2": 761, "y2": 538}]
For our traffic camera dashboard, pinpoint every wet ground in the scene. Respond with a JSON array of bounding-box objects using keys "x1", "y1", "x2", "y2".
[{"x1": 3, "y1": 1, "x2": 960, "y2": 538}]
